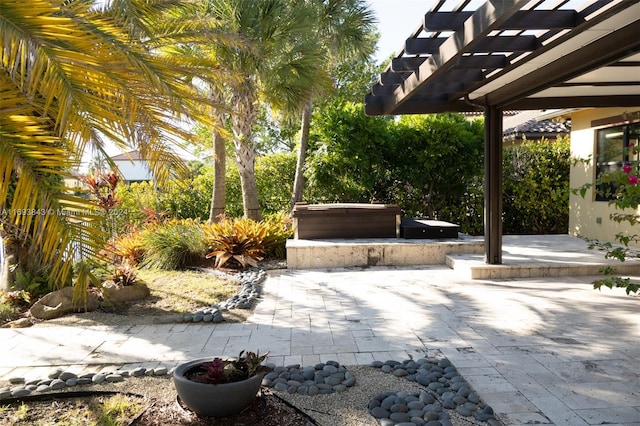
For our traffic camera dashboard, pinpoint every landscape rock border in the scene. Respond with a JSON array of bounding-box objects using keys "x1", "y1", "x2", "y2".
[
  {"x1": 368, "y1": 357, "x2": 501, "y2": 425},
  {"x1": 261, "y1": 360, "x2": 356, "y2": 396},
  {"x1": 152, "y1": 267, "x2": 267, "y2": 324}
]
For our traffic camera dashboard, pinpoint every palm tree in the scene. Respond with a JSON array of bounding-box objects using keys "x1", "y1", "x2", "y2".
[
  {"x1": 0, "y1": 0, "x2": 225, "y2": 290},
  {"x1": 290, "y1": 0, "x2": 377, "y2": 210},
  {"x1": 204, "y1": 0, "x2": 326, "y2": 221}
]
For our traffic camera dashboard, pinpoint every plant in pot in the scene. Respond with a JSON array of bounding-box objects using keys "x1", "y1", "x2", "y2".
[{"x1": 173, "y1": 350, "x2": 272, "y2": 417}]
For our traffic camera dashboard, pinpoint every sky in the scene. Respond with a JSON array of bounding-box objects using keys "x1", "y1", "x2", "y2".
[{"x1": 367, "y1": 0, "x2": 433, "y2": 64}]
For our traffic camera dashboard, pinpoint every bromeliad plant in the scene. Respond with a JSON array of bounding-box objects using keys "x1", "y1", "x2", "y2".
[
  {"x1": 203, "y1": 217, "x2": 267, "y2": 270},
  {"x1": 184, "y1": 351, "x2": 271, "y2": 384}
]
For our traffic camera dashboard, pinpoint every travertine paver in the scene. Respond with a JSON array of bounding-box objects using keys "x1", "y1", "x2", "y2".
[{"x1": 1, "y1": 244, "x2": 639, "y2": 424}]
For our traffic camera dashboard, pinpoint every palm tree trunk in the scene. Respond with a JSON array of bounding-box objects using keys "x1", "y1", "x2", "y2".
[
  {"x1": 232, "y1": 86, "x2": 261, "y2": 221},
  {"x1": 0, "y1": 235, "x2": 10, "y2": 291},
  {"x1": 234, "y1": 141, "x2": 261, "y2": 220},
  {"x1": 290, "y1": 97, "x2": 313, "y2": 212},
  {"x1": 209, "y1": 125, "x2": 226, "y2": 223}
]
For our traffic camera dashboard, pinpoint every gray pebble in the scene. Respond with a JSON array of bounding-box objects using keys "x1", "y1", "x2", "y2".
[
  {"x1": 389, "y1": 403, "x2": 409, "y2": 413},
  {"x1": 274, "y1": 383, "x2": 288, "y2": 392},
  {"x1": 153, "y1": 367, "x2": 168, "y2": 376},
  {"x1": 106, "y1": 374, "x2": 124, "y2": 383},
  {"x1": 50, "y1": 379, "x2": 66, "y2": 390},
  {"x1": 11, "y1": 388, "x2": 31, "y2": 397},
  {"x1": 389, "y1": 412, "x2": 411, "y2": 422},
  {"x1": 322, "y1": 364, "x2": 338, "y2": 374},
  {"x1": 58, "y1": 371, "x2": 77, "y2": 381},
  {"x1": 455, "y1": 405, "x2": 473, "y2": 417},
  {"x1": 343, "y1": 376, "x2": 356, "y2": 387},
  {"x1": 370, "y1": 407, "x2": 392, "y2": 419},
  {"x1": 48, "y1": 369, "x2": 63, "y2": 379},
  {"x1": 333, "y1": 384, "x2": 347, "y2": 392},
  {"x1": 131, "y1": 367, "x2": 146, "y2": 377},
  {"x1": 393, "y1": 369, "x2": 408, "y2": 377}
]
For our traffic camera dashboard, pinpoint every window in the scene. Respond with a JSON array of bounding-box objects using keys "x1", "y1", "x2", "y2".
[{"x1": 595, "y1": 123, "x2": 640, "y2": 201}]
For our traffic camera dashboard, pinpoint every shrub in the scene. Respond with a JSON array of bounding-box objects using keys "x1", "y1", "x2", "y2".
[
  {"x1": 140, "y1": 219, "x2": 206, "y2": 270},
  {"x1": 260, "y1": 213, "x2": 294, "y2": 259},
  {"x1": 503, "y1": 137, "x2": 571, "y2": 234},
  {"x1": 110, "y1": 232, "x2": 146, "y2": 265},
  {"x1": 202, "y1": 217, "x2": 266, "y2": 270}
]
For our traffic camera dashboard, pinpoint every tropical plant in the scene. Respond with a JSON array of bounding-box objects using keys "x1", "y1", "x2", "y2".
[
  {"x1": 203, "y1": 0, "x2": 327, "y2": 221},
  {"x1": 290, "y1": 0, "x2": 377, "y2": 210},
  {"x1": 260, "y1": 213, "x2": 294, "y2": 259},
  {"x1": 184, "y1": 351, "x2": 271, "y2": 384},
  {"x1": 0, "y1": 0, "x2": 228, "y2": 293},
  {"x1": 140, "y1": 220, "x2": 206, "y2": 270},
  {"x1": 203, "y1": 217, "x2": 266, "y2": 269},
  {"x1": 110, "y1": 232, "x2": 146, "y2": 266}
]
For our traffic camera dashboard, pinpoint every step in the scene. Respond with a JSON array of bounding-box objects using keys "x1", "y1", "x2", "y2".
[{"x1": 286, "y1": 236, "x2": 484, "y2": 269}]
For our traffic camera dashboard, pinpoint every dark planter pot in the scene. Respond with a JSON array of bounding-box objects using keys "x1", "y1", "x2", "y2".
[{"x1": 173, "y1": 358, "x2": 264, "y2": 417}]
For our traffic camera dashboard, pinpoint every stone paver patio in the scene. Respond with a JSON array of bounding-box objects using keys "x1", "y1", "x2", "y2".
[{"x1": 1, "y1": 236, "x2": 639, "y2": 425}]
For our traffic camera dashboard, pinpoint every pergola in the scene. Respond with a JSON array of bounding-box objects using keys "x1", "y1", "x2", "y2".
[{"x1": 365, "y1": 0, "x2": 640, "y2": 264}]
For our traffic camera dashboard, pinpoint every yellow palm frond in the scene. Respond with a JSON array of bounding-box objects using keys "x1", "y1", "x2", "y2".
[{"x1": 1, "y1": 0, "x2": 235, "y2": 289}]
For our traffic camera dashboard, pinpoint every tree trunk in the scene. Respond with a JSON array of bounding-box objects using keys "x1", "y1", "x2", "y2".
[
  {"x1": 208, "y1": 125, "x2": 226, "y2": 224},
  {"x1": 234, "y1": 142, "x2": 261, "y2": 221},
  {"x1": 290, "y1": 97, "x2": 313, "y2": 212},
  {"x1": 231, "y1": 85, "x2": 261, "y2": 221},
  {"x1": 0, "y1": 235, "x2": 11, "y2": 291}
]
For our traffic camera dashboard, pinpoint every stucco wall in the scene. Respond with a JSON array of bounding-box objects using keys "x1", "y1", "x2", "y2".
[{"x1": 569, "y1": 107, "x2": 640, "y2": 244}]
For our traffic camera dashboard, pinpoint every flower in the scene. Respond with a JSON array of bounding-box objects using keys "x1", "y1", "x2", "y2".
[
  {"x1": 628, "y1": 175, "x2": 638, "y2": 185},
  {"x1": 623, "y1": 164, "x2": 632, "y2": 174}
]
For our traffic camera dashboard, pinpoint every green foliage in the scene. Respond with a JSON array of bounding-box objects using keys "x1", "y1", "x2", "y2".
[
  {"x1": 389, "y1": 114, "x2": 485, "y2": 218},
  {"x1": 594, "y1": 274, "x2": 640, "y2": 296},
  {"x1": 255, "y1": 152, "x2": 297, "y2": 215},
  {"x1": 114, "y1": 155, "x2": 295, "y2": 225},
  {"x1": 114, "y1": 181, "x2": 163, "y2": 231},
  {"x1": 503, "y1": 137, "x2": 571, "y2": 234},
  {"x1": 203, "y1": 217, "x2": 267, "y2": 270},
  {"x1": 140, "y1": 220, "x2": 206, "y2": 270},
  {"x1": 437, "y1": 177, "x2": 485, "y2": 235},
  {"x1": 306, "y1": 105, "x2": 570, "y2": 236},
  {"x1": 260, "y1": 213, "x2": 294, "y2": 259},
  {"x1": 306, "y1": 104, "x2": 485, "y2": 224},
  {"x1": 110, "y1": 232, "x2": 146, "y2": 266},
  {"x1": 306, "y1": 101, "x2": 393, "y2": 203},
  {"x1": 13, "y1": 270, "x2": 51, "y2": 297},
  {"x1": 576, "y1": 142, "x2": 640, "y2": 296}
]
